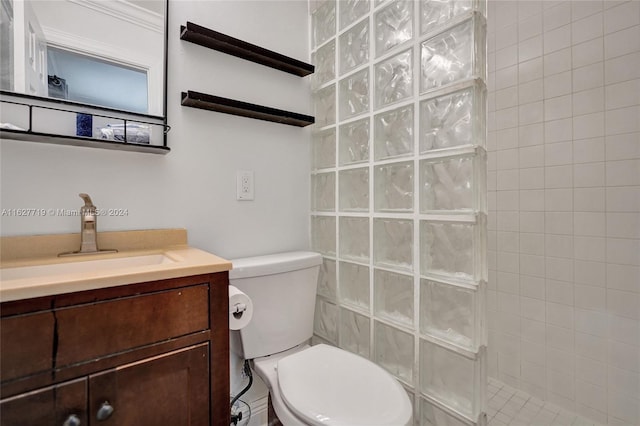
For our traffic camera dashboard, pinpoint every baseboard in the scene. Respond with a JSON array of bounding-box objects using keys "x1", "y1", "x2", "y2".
[{"x1": 246, "y1": 395, "x2": 269, "y2": 426}]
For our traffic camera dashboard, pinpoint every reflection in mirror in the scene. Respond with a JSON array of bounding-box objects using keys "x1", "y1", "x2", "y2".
[
  {"x1": 47, "y1": 47, "x2": 149, "y2": 113},
  {"x1": 0, "y1": 0, "x2": 165, "y2": 116}
]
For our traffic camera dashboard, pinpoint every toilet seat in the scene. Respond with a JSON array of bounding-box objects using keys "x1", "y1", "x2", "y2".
[{"x1": 275, "y1": 344, "x2": 412, "y2": 426}]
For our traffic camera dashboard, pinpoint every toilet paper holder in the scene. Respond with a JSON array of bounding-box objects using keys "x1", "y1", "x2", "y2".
[
  {"x1": 231, "y1": 302, "x2": 247, "y2": 319},
  {"x1": 228, "y1": 285, "x2": 253, "y2": 330}
]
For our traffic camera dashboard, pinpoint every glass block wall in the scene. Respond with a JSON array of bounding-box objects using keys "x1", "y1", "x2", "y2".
[{"x1": 310, "y1": 1, "x2": 488, "y2": 425}]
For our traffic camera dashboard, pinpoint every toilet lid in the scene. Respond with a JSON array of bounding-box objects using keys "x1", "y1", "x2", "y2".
[{"x1": 277, "y1": 344, "x2": 412, "y2": 426}]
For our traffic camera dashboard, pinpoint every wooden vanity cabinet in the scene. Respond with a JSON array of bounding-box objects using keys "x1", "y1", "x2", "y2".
[
  {"x1": 0, "y1": 272, "x2": 230, "y2": 426},
  {"x1": 0, "y1": 378, "x2": 88, "y2": 425}
]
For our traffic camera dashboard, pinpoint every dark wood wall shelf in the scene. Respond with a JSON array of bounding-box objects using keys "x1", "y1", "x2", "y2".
[
  {"x1": 180, "y1": 22, "x2": 314, "y2": 77},
  {"x1": 181, "y1": 91, "x2": 314, "y2": 127}
]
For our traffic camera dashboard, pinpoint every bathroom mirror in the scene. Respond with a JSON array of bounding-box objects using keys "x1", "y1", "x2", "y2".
[
  {"x1": 0, "y1": 0, "x2": 167, "y2": 116},
  {"x1": 0, "y1": 0, "x2": 167, "y2": 117}
]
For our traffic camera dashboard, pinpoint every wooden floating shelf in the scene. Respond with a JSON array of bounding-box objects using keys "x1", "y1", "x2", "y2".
[
  {"x1": 181, "y1": 91, "x2": 315, "y2": 127},
  {"x1": 180, "y1": 22, "x2": 314, "y2": 77}
]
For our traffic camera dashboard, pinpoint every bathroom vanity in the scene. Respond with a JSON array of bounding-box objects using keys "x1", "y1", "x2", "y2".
[{"x1": 0, "y1": 230, "x2": 232, "y2": 426}]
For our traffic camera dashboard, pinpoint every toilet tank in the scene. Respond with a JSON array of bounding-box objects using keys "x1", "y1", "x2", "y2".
[{"x1": 229, "y1": 251, "x2": 323, "y2": 359}]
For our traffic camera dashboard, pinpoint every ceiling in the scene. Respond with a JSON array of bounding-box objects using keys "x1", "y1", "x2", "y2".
[{"x1": 127, "y1": 0, "x2": 165, "y2": 15}]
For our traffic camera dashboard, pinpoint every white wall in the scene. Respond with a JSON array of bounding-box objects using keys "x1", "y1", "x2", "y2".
[
  {"x1": 1, "y1": 0, "x2": 311, "y2": 419},
  {"x1": 486, "y1": 1, "x2": 640, "y2": 425},
  {"x1": 1, "y1": 0, "x2": 311, "y2": 258}
]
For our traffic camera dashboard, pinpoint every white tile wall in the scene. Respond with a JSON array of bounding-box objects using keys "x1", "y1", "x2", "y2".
[{"x1": 487, "y1": 1, "x2": 640, "y2": 425}]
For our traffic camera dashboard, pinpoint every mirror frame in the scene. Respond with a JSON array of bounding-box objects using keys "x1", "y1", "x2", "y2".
[{"x1": 0, "y1": 0, "x2": 170, "y2": 154}]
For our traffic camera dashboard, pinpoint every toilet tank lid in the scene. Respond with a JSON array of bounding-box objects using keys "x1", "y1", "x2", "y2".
[{"x1": 229, "y1": 251, "x2": 322, "y2": 279}]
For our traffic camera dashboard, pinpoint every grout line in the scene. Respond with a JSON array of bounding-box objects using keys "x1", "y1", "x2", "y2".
[{"x1": 487, "y1": 379, "x2": 604, "y2": 426}]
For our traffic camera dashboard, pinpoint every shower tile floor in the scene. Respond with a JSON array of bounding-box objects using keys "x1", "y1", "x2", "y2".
[{"x1": 487, "y1": 378, "x2": 602, "y2": 426}]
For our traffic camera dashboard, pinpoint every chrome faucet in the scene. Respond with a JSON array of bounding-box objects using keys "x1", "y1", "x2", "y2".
[{"x1": 59, "y1": 193, "x2": 117, "y2": 257}]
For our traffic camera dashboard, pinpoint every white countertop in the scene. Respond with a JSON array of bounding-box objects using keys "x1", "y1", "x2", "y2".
[{"x1": 0, "y1": 229, "x2": 232, "y2": 302}]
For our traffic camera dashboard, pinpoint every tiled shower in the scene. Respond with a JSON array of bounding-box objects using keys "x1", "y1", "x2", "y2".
[
  {"x1": 309, "y1": 1, "x2": 638, "y2": 425},
  {"x1": 486, "y1": 1, "x2": 639, "y2": 425},
  {"x1": 309, "y1": 0, "x2": 489, "y2": 425}
]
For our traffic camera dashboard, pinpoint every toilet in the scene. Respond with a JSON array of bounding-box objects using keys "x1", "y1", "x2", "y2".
[{"x1": 229, "y1": 251, "x2": 413, "y2": 426}]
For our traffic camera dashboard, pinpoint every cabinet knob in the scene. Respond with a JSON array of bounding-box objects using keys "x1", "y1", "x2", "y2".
[
  {"x1": 63, "y1": 414, "x2": 81, "y2": 426},
  {"x1": 96, "y1": 401, "x2": 114, "y2": 421}
]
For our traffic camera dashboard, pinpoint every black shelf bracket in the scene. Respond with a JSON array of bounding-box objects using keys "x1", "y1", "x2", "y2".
[
  {"x1": 0, "y1": 129, "x2": 171, "y2": 154},
  {"x1": 181, "y1": 91, "x2": 315, "y2": 127},
  {"x1": 180, "y1": 22, "x2": 314, "y2": 77}
]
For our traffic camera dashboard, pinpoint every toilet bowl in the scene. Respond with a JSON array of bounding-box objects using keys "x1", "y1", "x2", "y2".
[
  {"x1": 229, "y1": 251, "x2": 413, "y2": 426},
  {"x1": 253, "y1": 344, "x2": 412, "y2": 426}
]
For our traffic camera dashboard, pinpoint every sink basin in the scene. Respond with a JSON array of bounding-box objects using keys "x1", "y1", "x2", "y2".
[
  {"x1": 0, "y1": 242, "x2": 231, "y2": 303},
  {"x1": 0, "y1": 253, "x2": 176, "y2": 281}
]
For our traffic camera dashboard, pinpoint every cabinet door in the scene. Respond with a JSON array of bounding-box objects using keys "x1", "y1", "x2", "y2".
[
  {"x1": 0, "y1": 378, "x2": 87, "y2": 426},
  {"x1": 89, "y1": 344, "x2": 210, "y2": 426}
]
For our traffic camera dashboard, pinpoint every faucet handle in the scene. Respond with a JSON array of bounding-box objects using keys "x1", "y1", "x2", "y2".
[{"x1": 79, "y1": 193, "x2": 94, "y2": 207}]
